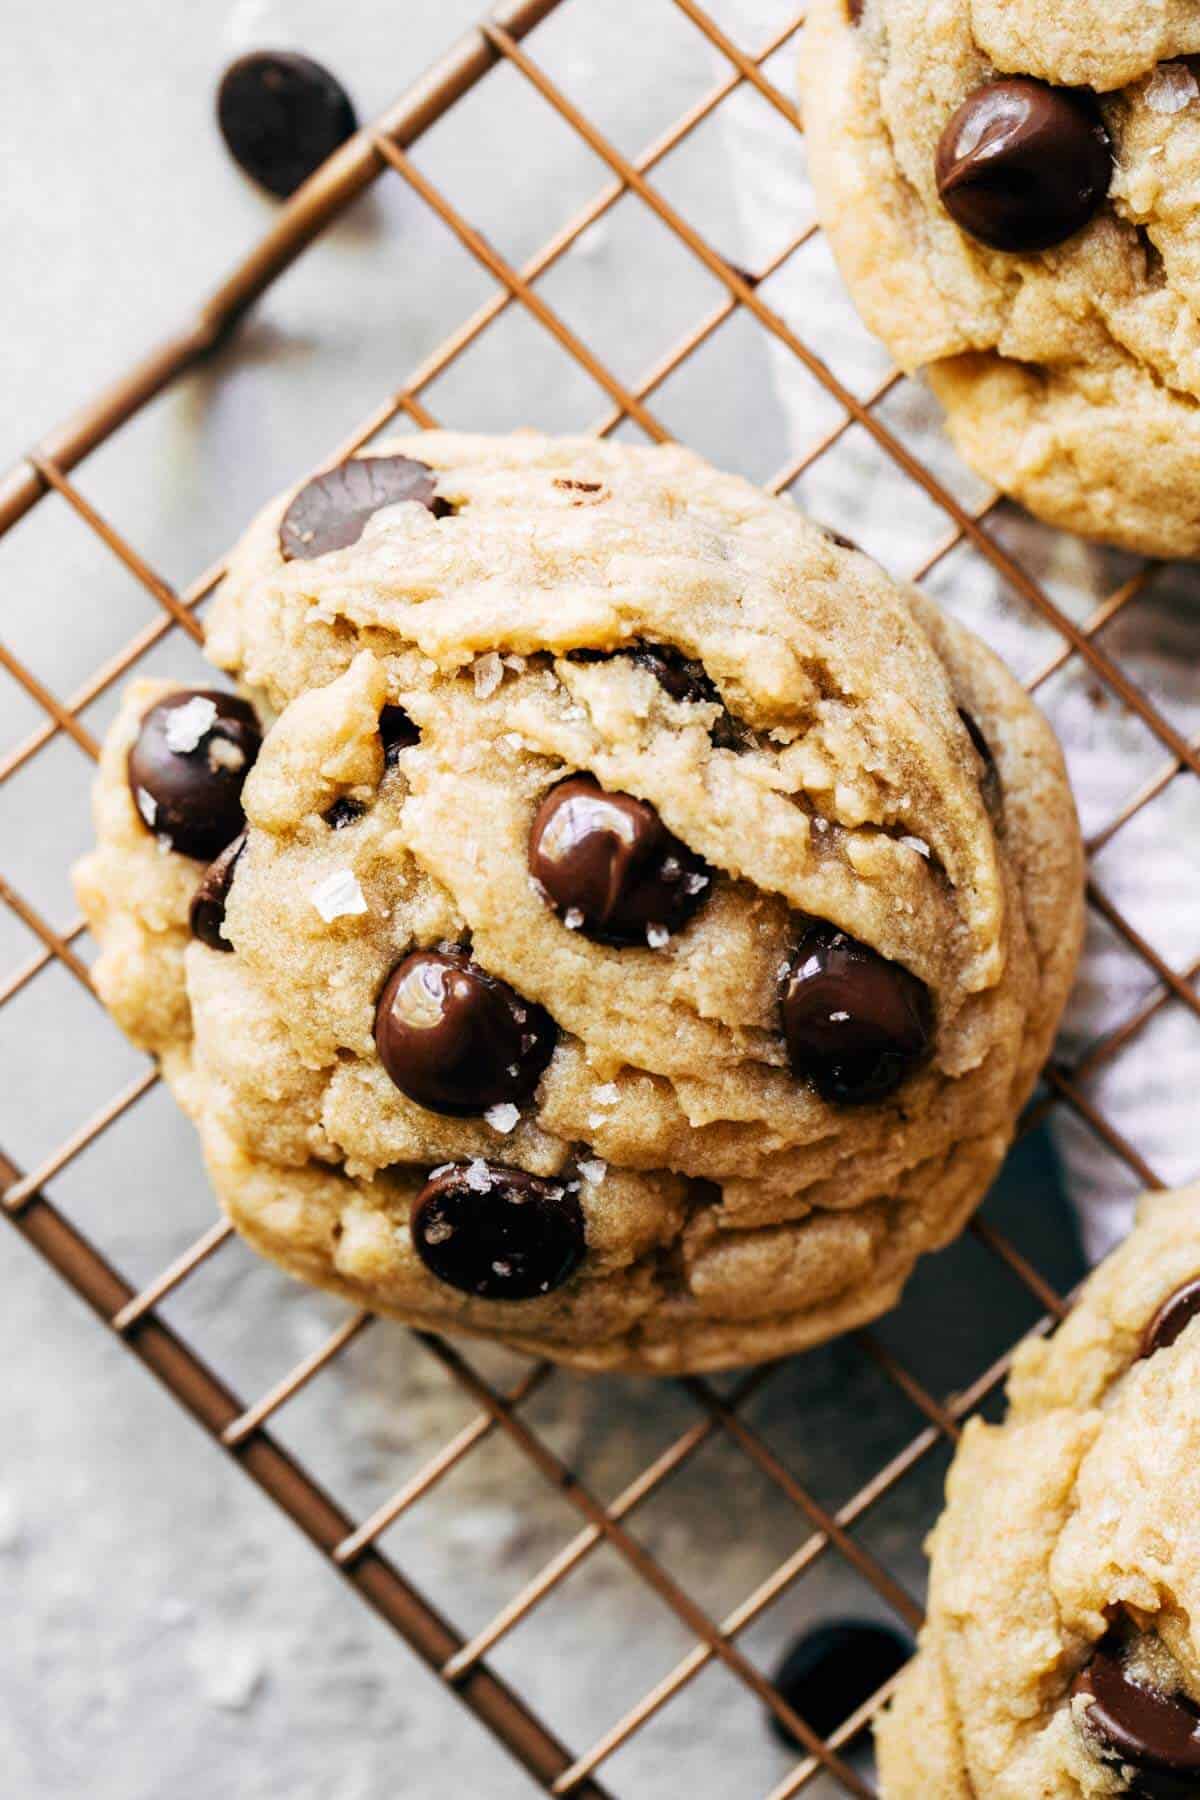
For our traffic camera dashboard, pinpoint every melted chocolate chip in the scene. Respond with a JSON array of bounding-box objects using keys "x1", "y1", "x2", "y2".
[
  {"x1": 528, "y1": 773, "x2": 711, "y2": 947},
  {"x1": 768, "y1": 1620, "x2": 911, "y2": 1749},
  {"x1": 279, "y1": 456, "x2": 451, "y2": 562},
  {"x1": 324, "y1": 797, "x2": 366, "y2": 830},
  {"x1": 1072, "y1": 1642, "x2": 1200, "y2": 1795},
  {"x1": 217, "y1": 51, "x2": 357, "y2": 199},
  {"x1": 1140, "y1": 1278, "x2": 1200, "y2": 1360},
  {"x1": 375, "y1": 950, "x2": 557, "y2": 1117},
  {"x1": 780, "y1": 923, "x2": 934, "y2": 1105},
  {"x1": 128, "y1": 690, "x2": 261, "y2": 862},
  {"x1": 411, "y1": 1162, "x2": 585, "y2": 1299},
  {"x1": 567, "y1": 642, "x2": 740, "y2": 749},
  {"x1": 189, "y1": 833, "x2": 246, "y2": 952},
  {"x1": 957, "y1": 707, "x2": 1002, "y2": 813},
  {"x1": 935, "y1": 78, "x2": 1111, "y2": 252},
  {"x1": 379, "y1": 703, "x2": 420, "y2": 767}
]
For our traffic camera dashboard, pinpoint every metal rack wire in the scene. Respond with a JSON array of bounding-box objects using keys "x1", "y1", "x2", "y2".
[{"x1": 1, "y1": 1, "x2": 1197, "y2": 1793}]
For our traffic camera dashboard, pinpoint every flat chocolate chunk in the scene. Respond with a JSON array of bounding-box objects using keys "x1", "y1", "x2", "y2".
[
  {"x1": 324, "y1": 797, "x2": 367, "y2": 830},
  {"x1": 128, "y1": 690, "x2": 261, "y2": 862},
  {"x1": 528, "y1": 773, "x2": 711, "y2": 947},
  {"x1": 1140, "y1": 1277, "x2": 1200, "y2": 1360},
  {"x1": 379, "y1": 703, "x2": 420, "y2": 767},
  {"x1": 375, "y1": 950, "x2": 557, "y2": 1116},
  {"x1": 935, "y1": 78, "x2": 1111, "y2": 252},
  {"x1": 781, "y1": 923, "x2": 934, "y2": 1105},
  {"x1": 768, "y1": 1619, "x2": 911, "y2": 1749},
  {"x1": 958, "y1": 707, "x2": 1002, "y2": 813},
  {"x1": 411, "y1": 1162, "x2": 585, "y2": 1299},
  {"x1": 217, "y1": 51, "x2": 357, "y2": 199},
  {"x1": 1073, "y1": 1642, "x2": 1200, "y2": 1795},
  {"x1": 279, "y1": 456, "x2": 450, "y2": 562},
  {"x1": 189, "y1": 833, "x2": 246, "y2": 952}
]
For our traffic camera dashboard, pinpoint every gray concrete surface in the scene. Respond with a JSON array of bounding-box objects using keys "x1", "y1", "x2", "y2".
[{"x1": 0, "y1": 4, "x2": 1090, "y2": 1797}]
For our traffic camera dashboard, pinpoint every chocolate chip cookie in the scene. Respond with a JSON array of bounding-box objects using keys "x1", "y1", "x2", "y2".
[
  {"x1": 877, "y1": 1183, "x2": 1200, "y2": 1798},
  {"x1": 73, "y1": 432, "x2": 1082, "y2": 1372},
  {"x1": 800, "y1": 2, "x2": 1200, "y2": 558}
]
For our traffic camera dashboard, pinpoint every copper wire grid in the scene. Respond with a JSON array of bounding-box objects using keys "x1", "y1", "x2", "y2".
[{"x1": 2, "y1": 1, "x2": 1198, "y2": 1793}]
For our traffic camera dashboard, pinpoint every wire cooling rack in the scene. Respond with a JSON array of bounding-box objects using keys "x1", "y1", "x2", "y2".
[{"x1": 2, "y1": 1, "x2": 1199, "y2": 1793}]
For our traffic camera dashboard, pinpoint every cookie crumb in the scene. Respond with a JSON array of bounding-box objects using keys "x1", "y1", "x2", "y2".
[
  {"x1": 135, "y1": 786, "x2": 158, "y2": 827},
  {"x1": 577, "y1": 1157, "x2": 607, "y2": 1185}
]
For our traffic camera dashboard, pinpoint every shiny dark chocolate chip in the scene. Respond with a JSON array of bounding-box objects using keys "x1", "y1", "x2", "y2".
[
  {"x1": 379, "y1": 703, "x2": 420, "y2": 767},
  {"x1": 411, "y1": 1162, "x2": 585, "y2": 1299},
  {"x1": 567, "y1": 643, "x2": 740, "y2": 749},
  {"x1": 958, "y1": 707, "x2": 1002, "y2": 812},
  {"x1": 189, "y1": 833, "x2": 246, "y2": 952},
  {"x1": 279, "y1": 456, "x2": 451, "y2": 562},
  {"x1": 324, "y1": 797, "x2": 366, "y2": 830},
  {"x1": 1072, "y1": 1642, "x2": 1200, "y2": 1794},
  {"x1": 768, "y1": 1619, "x2": 911, "y2": 1749},
  {"x1": 217, "y1": 51, "x2": 357, "y2": 198},
  {"x1": 528, "y1": 773, "x2": 711, "y2": 947},
  {"x1": 935, "y1": 78, "x2": 1111, "y2": 252},
  {"x1": 1140, "y1": 1278, "x2": 1200, "y2": 1360},
  {"x1": 781, "y1": 923, "x2": 934, "y2": 1105},
  {"x1": 375, "y1": 950, "x2": 557, "y2": 1117},
  {"x1": 128, "y1": 690, "x2": 261, "y2": 862}
]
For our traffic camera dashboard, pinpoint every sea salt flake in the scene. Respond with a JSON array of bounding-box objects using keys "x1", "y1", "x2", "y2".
[
  {"x1": 683, "y1": 872, "x2": 709, "y2": 895},
  {"x1": 164, "y1": 695, "x2": 217, "y2": 754},
  {"x1": 485, "y1": 1102, "x2": 520, "y2": 1135},
  {"x1": 577, "y1": 1158, "x2": 607, "y2": 1185},
  {"x1": 646, "y1": 923, "x2": 671, "y2": 949},
  {"x1": 465, "y1": 1158, "x2": 492, "y2": 1192},
  {"x1": 564, "y1": 906, "x2": 585, "y2": 930},
  {"x1": 310, "y1": 869, "x2": 368, "y2": 922},
  {"x1": 593, "y1": 1083, "x2": 619, "y2": 1106},
  {"x1": 900, "y1": 834, "x2": 931, "y2": 859},
  {"x1": 1146, "y1": 62, "x2": 1198, "y2": 113},
  {"x1": 830, "y1": 1010, "x2": 850, "y2": 1023},
  {"x1": 504, "y1": 733, "x2": 526, "y2": 751},
  {"x1": 473, "y1": 652, "x2": 504, "y2": 699},
  {"x1": 135, "y1": 786, "x2": 158, "y2": 827}
]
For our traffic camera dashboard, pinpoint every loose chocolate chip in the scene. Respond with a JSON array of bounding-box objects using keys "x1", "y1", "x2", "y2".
[
  {"x1": 935, "y1": 78, "x2": 1111, "y2": 253},
  {"x1": 279, "y1": 456, "x2": 451, "y2": 562},
  {"x1": 217, "y1": 51, "x2": 357, "y2": 199},
  {"x1": 567, "y1": 642, "x2": 740, "y2": 749},
  {"x1": 375, "y1": 950, "x2": 557, "y2": 1117},
  {"x1": 528, "y1": 773, "x2": 711, "y2": 947},
  {"x1": 957, "y1": 707, "x2": 1002, "y2": 813},
  {"x1": 128, "y1": 690, "x2": 261, "y2": 862},
  {"x1": 781, "y1": 923, "x2": 934, "y2": 1105},
  {"x1": 768, "y1": 1620, "x2": 911, "y2": 1749},
  {"x1": 1140, "y1": 1278, "x2": 1200, "y2": 1360},
  {"x1": 324, "y1": 797, "x2": 367, "y2": 830},
  {"x1": 189, "y1": 833, "x2": 246, "y2": 952},
  {"x1": 411, "y1": 1162, "x2": 585, "y2": 1299},
  {"x1": 379, "y1": 703, "x2": 420, "y2": 767},
  {"x1": 1072, "y1": 1641, "x2": 1200, "y2": 1795}
]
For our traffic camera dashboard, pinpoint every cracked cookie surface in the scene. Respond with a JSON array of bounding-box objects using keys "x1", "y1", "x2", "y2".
[
  {"x1": 878, "y1": 1183, "x2": 1200, "y2": 1798},
  {"x1": 74, "y1": 432, "x2": 1082, "y2": 1372},
  {"x1": 801, "y1": 0, "x2": 1200, "y2": 557}
]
